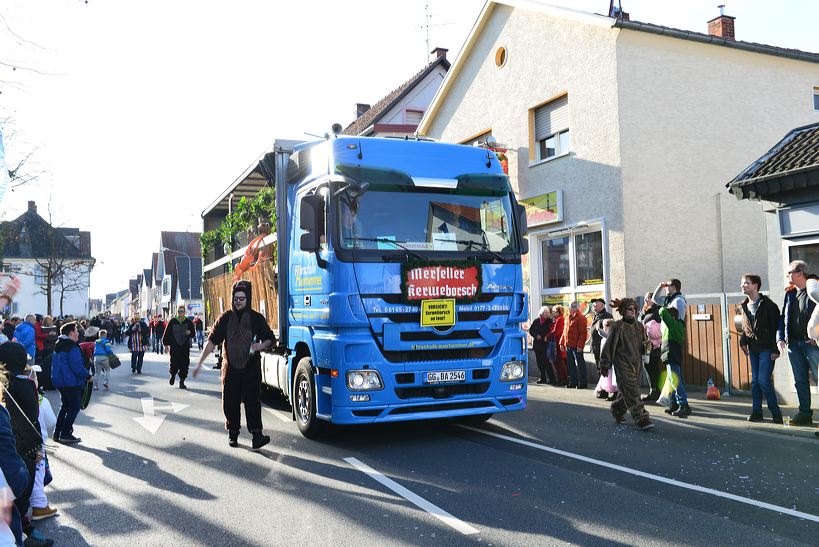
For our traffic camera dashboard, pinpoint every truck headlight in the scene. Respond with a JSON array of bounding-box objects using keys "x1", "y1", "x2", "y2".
[
  {"x1": 346, "y1": 370, "x2": 383, "y2": 391},
  {"x1": 500, "y1": 360, "x2": 525, "y2": 381}
]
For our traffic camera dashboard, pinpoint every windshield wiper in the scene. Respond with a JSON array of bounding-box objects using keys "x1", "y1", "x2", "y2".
[
  {"x1": 434, "y1": 237, "x2": 508, "y2": 263},
  {"x1": 345, "y1": 237, "x2": 424, "y2": 260}
]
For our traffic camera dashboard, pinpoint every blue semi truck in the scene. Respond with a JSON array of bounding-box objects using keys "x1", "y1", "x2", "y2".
[{"x1": 258, "y1": 135, "x2": 530, "y2": 438}]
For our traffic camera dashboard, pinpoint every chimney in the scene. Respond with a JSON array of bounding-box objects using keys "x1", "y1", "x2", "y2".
[
  {"x1": 707, "y1": 6, "x2": 735, "y2": 40},
  {"x1": 431, "y1": 47, "x2": 448, "y2": 60},
  {"x1": 355, "y1": 103, "x2": 370, "y2": 119},
  {"x1": 27, "y1": 201, "x2": 36, "y2": 214}
]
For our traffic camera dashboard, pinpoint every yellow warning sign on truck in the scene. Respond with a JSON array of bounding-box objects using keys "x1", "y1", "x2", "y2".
[{"x1": 420, "y1": 299, "x2": 456, "y2": 327}]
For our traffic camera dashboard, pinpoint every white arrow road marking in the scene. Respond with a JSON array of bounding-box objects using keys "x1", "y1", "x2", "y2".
[
  {"x1": 155, "y1": 402, "x2": 189, "y2": 414},
  {"x1": 263, "y1": 407, "x2": 291, "y2": 423},
  {"x1": 134, "y1": 414, "x2": 166, "y2": 434},
  {"x1": 133, "y1": 397, "x2": 188, "y2": 434},
  {"x1": 344, "y1": 457, "x2": 479, "y2": 536}
]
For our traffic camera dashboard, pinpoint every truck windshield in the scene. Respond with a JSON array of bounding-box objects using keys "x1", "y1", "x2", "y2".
[{"x1": 334, "y1": 167, "x2": 518, "y2": 255}]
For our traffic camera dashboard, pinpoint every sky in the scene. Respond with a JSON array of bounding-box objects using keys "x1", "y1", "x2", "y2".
[{"x1": 1, "y1": 0, "x2": 818, "y2": 299}]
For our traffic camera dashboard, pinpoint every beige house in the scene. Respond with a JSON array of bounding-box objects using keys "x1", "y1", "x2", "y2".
[{"x1": 419, "y1": 0, "x2": 819, "y2": 318}]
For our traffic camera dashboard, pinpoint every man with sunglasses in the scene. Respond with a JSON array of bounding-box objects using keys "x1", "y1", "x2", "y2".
[
  {"x1": 777, "y1": 260, "x2": 818, "y2": 427},
  {"x1": 163, "y1": 305, "x2": 196, "y2": 389},
  {"x1": 193, "y1": 280, "x2": 276, "y2": 450}
]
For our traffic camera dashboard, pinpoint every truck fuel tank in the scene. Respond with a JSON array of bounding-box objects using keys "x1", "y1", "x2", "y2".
[{"x1": 262, "y1": 352, "x2": 289, "y2": 393}]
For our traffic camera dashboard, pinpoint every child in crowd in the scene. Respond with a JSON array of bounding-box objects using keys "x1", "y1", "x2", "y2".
[{"x1": 594, "y1": 319, "x2": 618, "y2": 400}]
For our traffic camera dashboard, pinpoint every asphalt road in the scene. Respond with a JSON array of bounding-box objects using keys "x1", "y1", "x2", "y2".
[{"x1": 32, "y1": 346, "x2": 819, "y2": 546}]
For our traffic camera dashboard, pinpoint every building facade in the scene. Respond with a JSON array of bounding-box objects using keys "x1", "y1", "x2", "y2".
[
  {"x1": 0, "y1": 201, "x2": 95, "y2": 317},
  {"x1": 419, "y1": 1, "x2": 819, "y2": 318}
]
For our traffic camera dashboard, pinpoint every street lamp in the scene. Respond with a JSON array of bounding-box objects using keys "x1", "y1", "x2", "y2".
[{"x1": 160, "y1": 247, "x2": 194, "y2": 311}]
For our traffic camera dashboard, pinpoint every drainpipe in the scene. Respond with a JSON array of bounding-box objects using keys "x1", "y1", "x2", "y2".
[{"x1": 715, "y1": 193, "x2": 732, "y2": 392}]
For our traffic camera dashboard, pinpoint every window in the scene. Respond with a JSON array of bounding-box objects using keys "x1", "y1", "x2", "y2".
[
  {"x1": 537, "y1": 227, "x2": 605, "y2": 308},
  {"x1": 574, "y1": 231, "x2": 604, "y2": 286},
  {"x1": 814, "y1": 86, "x2": 819, "y2": 111},
  {"x1": 789, "y1": 241, "x2": 819, "y2": 268},
  {"x1": 34, "y1": 265, "x2": 47, "y2": 285},
  {"x1": 495, "y1": 46, "x2": 507, "y2": 68},
  {"x1": 533, "y1": 95, "x2": 570, "y2": 162},
  {"x1": 405, "y1": 109, "x2": 424, "y2": 124},
  {"x1": 460, "y1": 130, "x2": 493, "y2": 147},
  {"x1": 542, "y1": 236, "x2": 570, "y2": 289}
]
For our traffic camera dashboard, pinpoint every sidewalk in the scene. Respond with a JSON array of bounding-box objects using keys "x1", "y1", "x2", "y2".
[{"x1": 526, "y1": 378, "x2": 819, "y2": 442}]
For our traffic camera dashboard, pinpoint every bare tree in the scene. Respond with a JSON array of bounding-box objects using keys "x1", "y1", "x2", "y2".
[
  {"x1": 0, "y1": 116, "x2": 41, "y2": 191},
  {"x1": 33, "y1": 230, "x2": 73, "y2": 316},
  {"x1": 56, "y1": 260, "x2": 91, "y2": 316}
]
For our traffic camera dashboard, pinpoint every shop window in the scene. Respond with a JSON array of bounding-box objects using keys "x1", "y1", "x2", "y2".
[
  {"x1": 538, "y1": 228, "x2": 605, "y2": 308},
  {"x1": 575, "y1": 231, "x2": 604, "y2": 286},
  {"x1": 542, "y1": 236, "x2": 570, "y2": 289}
]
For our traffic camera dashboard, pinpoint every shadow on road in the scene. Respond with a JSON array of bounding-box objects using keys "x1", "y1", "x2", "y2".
[{"x1": 74, "y1": 445, "x2": 217, "y2": 500}]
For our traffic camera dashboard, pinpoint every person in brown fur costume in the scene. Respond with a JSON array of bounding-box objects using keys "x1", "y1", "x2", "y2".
[
  {"x1": 598, "y1": 298, "x2": 654, "y2": 430},
  {"x1": 193, "y1": 280, "x2": 276, "y2": 450}
]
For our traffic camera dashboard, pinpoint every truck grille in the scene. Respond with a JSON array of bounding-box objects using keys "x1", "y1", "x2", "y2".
[
  {"x1": 395, "y1": 382, "x2": 490, "y2": 400},
  {"x1": 387, "y1": 400, "x2": 495, "y2": 415},
  {"x1": 383, "y1": 347, "x2": 492, "y2": 363},
  {"x1": 400, "y1": 329, "x2": 500, "y2": 342}
]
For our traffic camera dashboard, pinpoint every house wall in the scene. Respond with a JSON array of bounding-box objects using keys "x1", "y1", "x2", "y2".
[
  {"x1": 380, "y1": 67, "x2": 448, "y2": 126},
  {"x1": 616, "y1": 29, "x2": 819, "y2": 296},
  {"x1": 423, "y1": 5, "x2": 625, "y2": 315},
  {"x1": 2, "y1": 260, "x2": 91, "y2": 317}
]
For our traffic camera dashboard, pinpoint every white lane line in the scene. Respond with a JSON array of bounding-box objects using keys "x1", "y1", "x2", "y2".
[
  {"x1": 344, "y1": 457, "x2": 479, "y2": 536},
  {"x1": 459, "y1": 425, "x2": 819, "y2": 524},
  {"x1": 263, "y1": 407, "x2": 291, "y2": 423}
]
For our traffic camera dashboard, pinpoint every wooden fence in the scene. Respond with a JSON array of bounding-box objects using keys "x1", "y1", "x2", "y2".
[
  {"x1": 202, "y1": 259, "x2": 279, "y2": 333},
  {"x1": 682, "y1": 302, "x2": 751, "y2": 391}
]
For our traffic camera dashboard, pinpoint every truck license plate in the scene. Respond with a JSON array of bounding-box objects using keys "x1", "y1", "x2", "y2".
[{"x1": 425, "y1": 370, "x2": 466, "y2": 384}]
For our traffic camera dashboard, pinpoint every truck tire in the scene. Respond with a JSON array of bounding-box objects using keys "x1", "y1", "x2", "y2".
[{"x1": 293, "y1": 357, "x2": 327, "y2": 439}]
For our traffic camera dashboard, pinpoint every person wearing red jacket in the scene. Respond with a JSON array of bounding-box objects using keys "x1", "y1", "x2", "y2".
[
  {"x1": 560, "y1": 301, "x2": 589, "y2": 389},
  {"x1": 34, "y1": 315, "x2": 48, "y2": 354},
  {"x1": 548, "y1": 306, "x2": 569, "y2": 386}
]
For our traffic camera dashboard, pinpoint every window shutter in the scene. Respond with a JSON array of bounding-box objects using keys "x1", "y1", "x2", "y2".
[
  {"x1": 534, "y1": 96, "x2": 569, "y2": 141},
  {"x1": 405, "y1": 110, "x2": 423, "y2": 124}
]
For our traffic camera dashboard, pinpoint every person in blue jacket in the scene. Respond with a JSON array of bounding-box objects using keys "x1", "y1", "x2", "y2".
[
  {"x1": 0, "y1": 342, "x2": 41, "y2": 547},
  {"x1": 50, "y1": 322, "x2": 91, "y2": 444},
  {"x1": 12, "y1": 316, "x2": 36, "y2": 364}
]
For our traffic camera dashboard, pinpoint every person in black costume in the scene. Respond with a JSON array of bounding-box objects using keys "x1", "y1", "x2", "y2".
[
  {"x1": 193, "y1": 281, "x2": 275, "y2": 450},
  {"x1": 163, "y1": 306, "x2": 195, "y2": 389}
]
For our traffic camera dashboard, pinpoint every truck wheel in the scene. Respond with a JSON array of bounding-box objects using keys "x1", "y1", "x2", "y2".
[{"x1": 293, "y1": 357, "x2": 326, "y2": 439}]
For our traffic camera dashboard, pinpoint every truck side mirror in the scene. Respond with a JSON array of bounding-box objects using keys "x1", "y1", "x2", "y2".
[
  {"x1": 516, "y1": 204, "x2": 529, "y2": 255},
  {"x1": 299, "y1": 194, "x2": 325, "y2": 253},
  {"x1": 516, "y1": 204, "x2": 528, "y2": 236}
]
